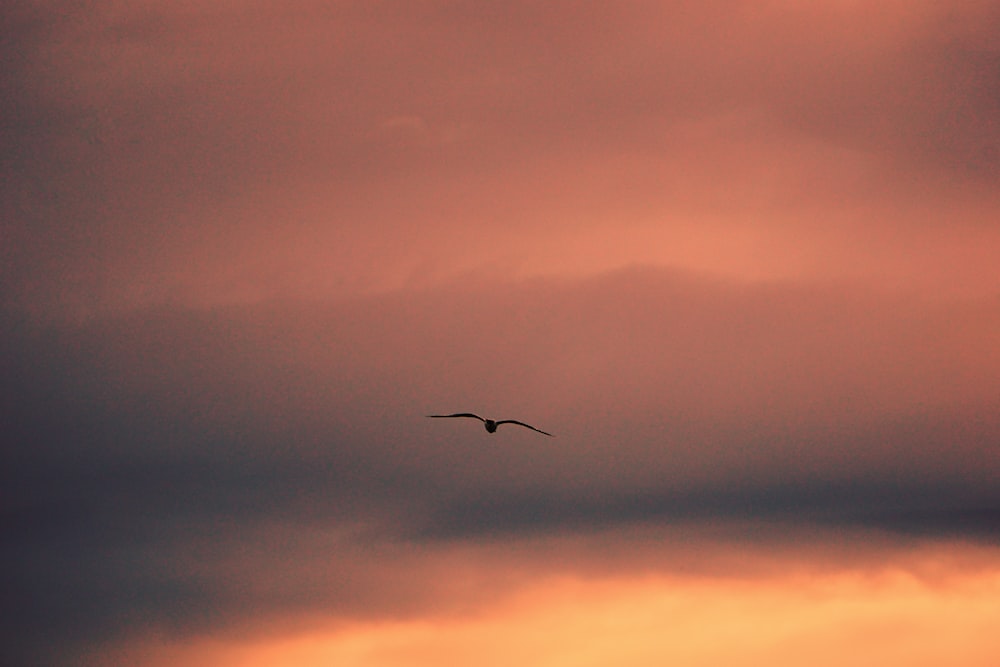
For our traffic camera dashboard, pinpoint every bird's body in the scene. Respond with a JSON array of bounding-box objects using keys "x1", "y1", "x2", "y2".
[{"x1": 427, "y1": 413, "x2": 553, "y2": 436}]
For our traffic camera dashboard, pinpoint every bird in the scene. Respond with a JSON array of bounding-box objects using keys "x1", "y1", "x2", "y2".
[{"x1": 427, "y1": 413, "x2": 553, "y2": 436}]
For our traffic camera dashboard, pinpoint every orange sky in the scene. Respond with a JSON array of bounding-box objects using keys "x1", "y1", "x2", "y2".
[
  {"x1": 78, "y1": 532, "x2": 1000, "y2": 667},
  {"x1": 3, "y1": 2, "x2": 999, "y2": 666},
  {"x1": 100, "y1": 569, "x2": 1000, "y2": 667}
]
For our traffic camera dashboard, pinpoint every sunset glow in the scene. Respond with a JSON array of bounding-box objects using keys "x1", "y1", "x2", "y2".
[
  {"x1": 3, "y1": 2, "x2": 999, "y2": 666},
  {"x1": 92, "y1": 540, "x2": 1000, "y2": 667}
]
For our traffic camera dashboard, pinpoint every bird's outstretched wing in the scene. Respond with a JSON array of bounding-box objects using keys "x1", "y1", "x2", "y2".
[
  {"x1": 427, "y1": 413, "x2": 486, "y2": 422},
  {"x1": 495, "y1": 420, "x2": 553, "y2": 436}
]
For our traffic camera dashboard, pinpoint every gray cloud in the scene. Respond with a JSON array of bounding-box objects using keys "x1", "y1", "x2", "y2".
[{"x1": 3, "y1": 269, "x2": 999, "y2": 664}]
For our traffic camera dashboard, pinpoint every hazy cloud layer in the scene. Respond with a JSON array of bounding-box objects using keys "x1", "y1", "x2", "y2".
[{"x1": 4, "y1": 1, "x2": 1000, "y2": 313}]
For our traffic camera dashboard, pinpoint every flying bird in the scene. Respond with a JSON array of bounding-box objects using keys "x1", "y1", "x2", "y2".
[{"x1": 427, "y1": 413, "x2": 553, "y2": 436}]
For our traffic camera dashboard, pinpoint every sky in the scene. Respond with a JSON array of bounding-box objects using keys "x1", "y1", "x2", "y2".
[{"x1": 2, "y1": 1, "x2": 1000, "y2": 665}]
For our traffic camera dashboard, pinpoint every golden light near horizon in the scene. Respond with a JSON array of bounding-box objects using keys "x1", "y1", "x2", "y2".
[{"x1": 100, "y1": 556, "x2": 1000, "y2": 667}]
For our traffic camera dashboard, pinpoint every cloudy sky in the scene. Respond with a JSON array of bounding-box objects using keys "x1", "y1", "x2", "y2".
[{"x1": 3, "y1": 2, "x2": 1000, "y2": 665}]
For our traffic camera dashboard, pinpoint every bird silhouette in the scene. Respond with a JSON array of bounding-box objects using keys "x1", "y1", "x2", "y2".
[{"x1": 427, "y1": 413, "x2": 553, "y2": 436}]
